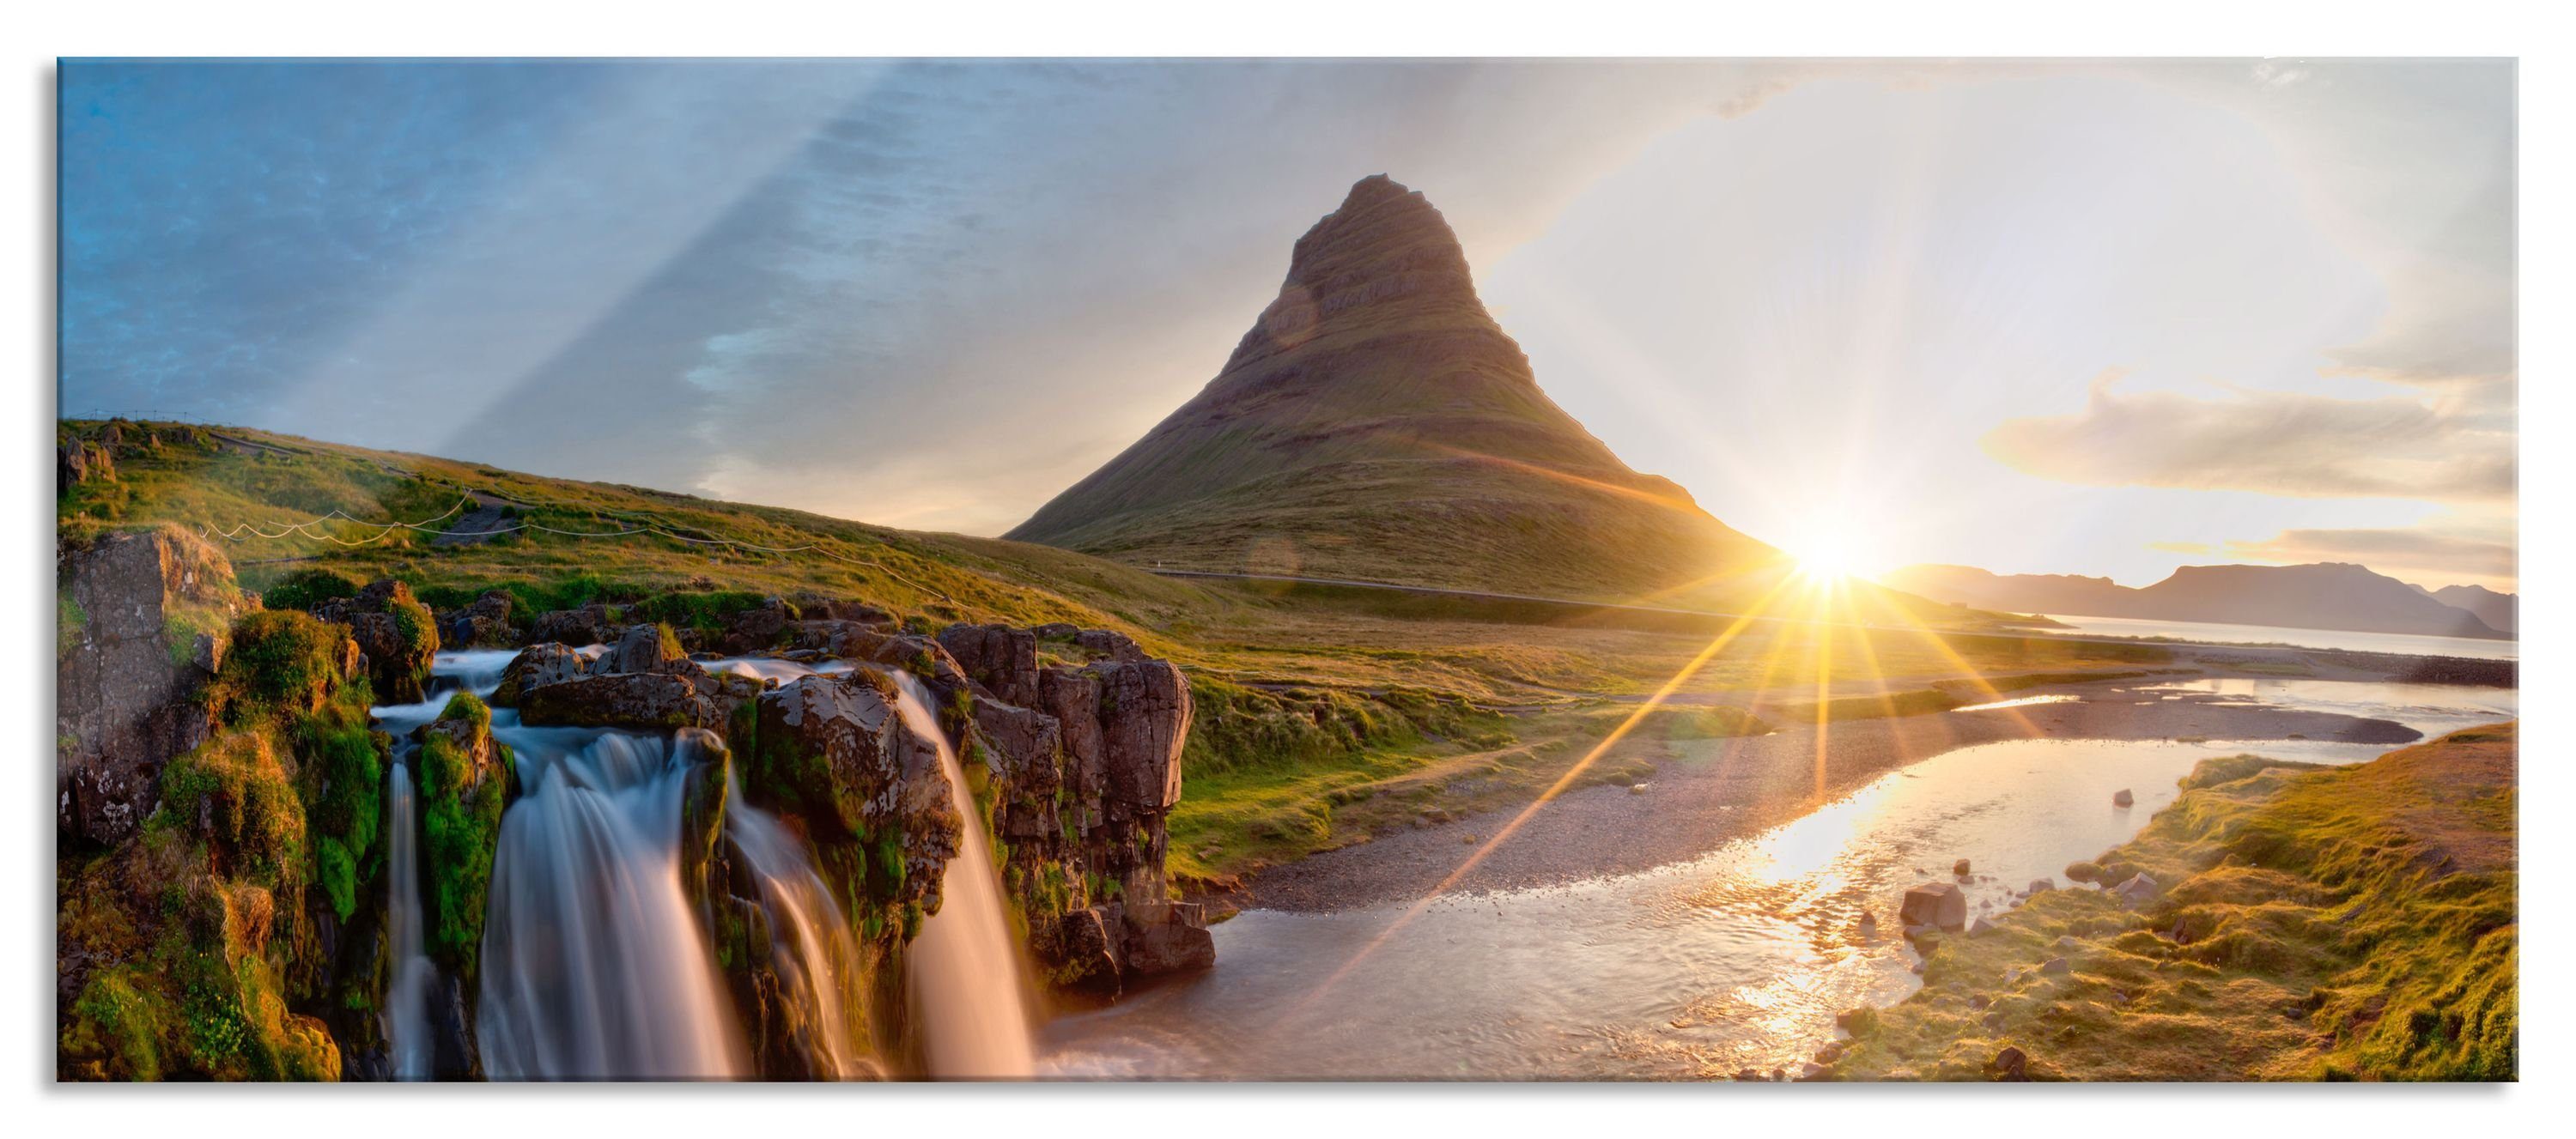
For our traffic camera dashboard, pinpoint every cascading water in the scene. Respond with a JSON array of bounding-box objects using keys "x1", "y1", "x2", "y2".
[
  {"x1": 383, "y1": 761, "x2": 435, "y2": 1081},
  {"x1": 890, "y1": 673, "x2": 1038, "y2": 1078},
  {"x1": 724, "y1": 780, "x2": 869, "y2": 1079},
  {"x1": 475, "y1": 725, "x2": 746, "y2": 1079},
  {"x1": 373, "y1": 649, "x2": 1041, "y2": 1081}
]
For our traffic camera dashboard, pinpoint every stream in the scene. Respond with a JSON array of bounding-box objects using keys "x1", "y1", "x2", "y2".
[{"x1": 1038, "y1": 678, "x2": 2517, "y2": 1080}]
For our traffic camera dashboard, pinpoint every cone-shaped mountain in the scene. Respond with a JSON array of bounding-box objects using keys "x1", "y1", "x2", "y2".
[{"x1": 1007, "y1": 175, "x2": 1787, "y2": 604}]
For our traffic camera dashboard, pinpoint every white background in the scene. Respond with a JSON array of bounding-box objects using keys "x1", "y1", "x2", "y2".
[{"x1": 5, "y1": 2, "x2": 2565, "y2": 1135}]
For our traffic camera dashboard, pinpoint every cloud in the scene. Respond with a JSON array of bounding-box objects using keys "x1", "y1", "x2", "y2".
[
  {"x1": 1982, "y1": 370, "x2": 2513, "y2": 503},
  {"x1": 2224, "y1": 525, "x2": 2516, "y2": 589}
]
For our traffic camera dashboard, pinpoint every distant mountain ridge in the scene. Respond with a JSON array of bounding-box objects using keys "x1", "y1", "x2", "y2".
[
  {"x1": 1882, "y1": 562, "x2": 2512, "y2": 641},
  {"x1": 1007, "y1": 175, "x2": 1795, "y2": 607},
  {"x1": 2424, "y1": 583, "x2": 2518, "y2": 635}
]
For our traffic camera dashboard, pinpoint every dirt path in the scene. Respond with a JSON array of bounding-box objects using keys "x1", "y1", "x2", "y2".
[
  {"x1": 1242, "y1": 682, "x2": 2417, "y2": 912},
  {"x1": 432, "y1": 492, "x2": 515, "y2": 547}
]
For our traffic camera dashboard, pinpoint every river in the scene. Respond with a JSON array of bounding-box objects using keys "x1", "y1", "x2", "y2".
[{"x1": 1036, "y1": 677, "x2": 2516, "y2": 1079}]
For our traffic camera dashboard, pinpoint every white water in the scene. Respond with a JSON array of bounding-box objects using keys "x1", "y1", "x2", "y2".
[
  {"x1": 723, "y1": 777, "x2": 871, "y2": 1079},
  {"x1": 890, "y1": 673, "x2": 1038, "y2": 1078},
  {"x1": 476, "y1": 725, "x2": 747, "y2": 1079},
  {"x1": 383, "y1": 762, "x2": 435, "y2": 1081},
  {"x1": 697, "y1": 656, "x2": 854, "y2": 683},
  {"x1": 369, "y1": 649, "x2": 1048, "y2": 1080}
]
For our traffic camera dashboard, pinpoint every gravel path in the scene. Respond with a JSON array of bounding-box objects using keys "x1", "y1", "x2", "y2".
[{"x1": 1244, "y1": 683, "x2": 2415, "y2": 912}]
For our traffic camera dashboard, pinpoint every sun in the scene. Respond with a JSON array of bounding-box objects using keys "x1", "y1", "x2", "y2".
[{"x1": 1785, "y1": 528, "x2": 1860, "y2": 583}]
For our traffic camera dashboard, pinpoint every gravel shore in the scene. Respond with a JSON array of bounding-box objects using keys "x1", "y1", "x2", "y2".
[{"x1": 1246, "y1": 682, "x2": 2417, "y2": 912}]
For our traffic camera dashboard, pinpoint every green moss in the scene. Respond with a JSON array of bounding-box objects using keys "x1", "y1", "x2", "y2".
[
  {"x1": 257, "y1": 568, "x2": 360, "y2": 612},
  {"x1": 438, "y1": 690, "x2": 493, "y2": 734},
  {"x1": 417, "y1": 730, "x2": 505, "y2": 983},
  {"x1": 156, "y1": 731, "x2": 307, "y2": 891},
  {"x1": 57, "y1": 587, "x2": 87, "y2": 657},
  {"x1": 214, "y1": 609, "x2": 351, "y2": 716},
  {"x1": 65, "y1": 969, "x2": 164, "y2": 1081},
  {"x1": 628, "y1": 589, "x2": 780, "y2": 633},
  {"x1": 1834, "y1": 726, "x2": 2518, "y2": 1081},
  {"x1": 295, "y1": 715, "x2": 385, "y2": 923}
]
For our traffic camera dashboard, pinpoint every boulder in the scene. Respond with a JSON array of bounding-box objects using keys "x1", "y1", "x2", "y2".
[
  {"x1": 528, "y1": 603, "x2": 617, "y2": 647},
  {"x1": 1074, "y1": 628, "x2": 1146, "y2": 663},
  {"x1": 937, "y1": 623, "x2": 1041, "y2": 706},
  {"x1": 2113, "y1": 872, "x2": 2160, "y2": 906},
  {"x1": 2026, "y1": 878, "x2": 2056, "y2": 895},
  {"x1": 1899, "y1": 882, "x2": 1968, "y2": 931},
  {"x1": 1054, "y1": 905, "x2": 1127, "y2": 994},
  {"x1": 592, "y1": 622, "x2": 696, "y2": 676},
  {"x1": 2112, "y1": 788, "x2": 2135, "y2": 808},
  {"x1": 1969, "y1": 917, "x2": 1998, "y2": 936},
  {"x1": 489, "y1": 643, "x2": 589, "y2": 706},
  {"x1": 1121, "y1": 901, "x2": 1216, "y2": 977},
  {"x1": 2040, "y1": 956, "x2": 2071, "y2": 976},
  {"x1": 56, "y1": 525, "x2": 244, "y2": 846},
  {"x1": 519, "y1": 672, "x2": 715, "y2": 731},
  {"x1": 437, "y1": 590, "x2": 516, "y2": 649},
  {"x1": 58, "y1": 437, "x2": 116, "y2": 490},
  {"x1": 1988, "y1": 1045, "x2": 2030, "y2": 1081},
  {"x1": 709, "y1": 597, "x2": 799, "y2": 656},
  {"x1": 314, "y1": 579, "x2": 440, "y2": 703}
]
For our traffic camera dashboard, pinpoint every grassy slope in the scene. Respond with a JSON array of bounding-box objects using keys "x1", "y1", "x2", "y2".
[
  {"x1": 59, "y1": 418, "x2": 2170, "y2": 886},
  {"x1": 1833, "y1": 724, "x2": 2517, "y2": 1081}
]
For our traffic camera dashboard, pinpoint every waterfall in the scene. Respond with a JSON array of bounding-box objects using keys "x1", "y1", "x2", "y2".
[
  {"x1": 475, "y1": 726, "x2": 747, "y2": 1079},
  {"x1": 890, "y1": 673, "x2": 1038, "y2": 1078},
  {"x1": 383, "y1": 761, "x2": 435, "y2": 1081},
  {"x1": 724, "y1": 782, "x2": 869, "y2": 1079}
]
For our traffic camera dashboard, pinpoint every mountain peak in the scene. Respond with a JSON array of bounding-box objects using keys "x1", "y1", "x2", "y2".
[
  {"x1": 1339, "y1": 173, "x2": 1415, "y2": 210},
  {"x1": 1007, "y1": 175, "x2": 1781, "y2": 603}
]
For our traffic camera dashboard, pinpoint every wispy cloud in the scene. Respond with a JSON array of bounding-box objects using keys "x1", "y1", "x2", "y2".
[{"x1": 1982, "y1": 370, "x2": 2513, "y2": 503}]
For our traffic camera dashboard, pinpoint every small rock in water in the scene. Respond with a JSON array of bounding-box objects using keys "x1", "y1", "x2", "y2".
[
  {"x1": 1733, "y1": 1068, "x2": 1764, "y2": 1082},
  {"x1": 2112, "y1": 788, "x2": 2135, "y2": 808},
  {"x1": 1628, "y1": 782, "x2": 1650, "y2": 796},
  {"x1": 1953, "y1": 858, "x2": 1972, "y2": 876},
  {"x1": 1969, "y1": 994, "x2": 1991, "y2": 1010},
  {"x1": 1982, "y1": 1012, "x2": 2006, "y2": 1032},
  {"x1": 1797, "y1": 1062, "x2": 1829, "y2": 1081},
  {"x1": 1900, "y1": 882, "x2": 1968, "y2": 930},
  {"x1": 2026, "y1": 878, "x2": 2056, "y2": 894}
]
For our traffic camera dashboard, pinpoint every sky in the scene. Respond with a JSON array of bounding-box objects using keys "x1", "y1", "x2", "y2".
[{"x1": 58, "y1": 58, "x2": 2517, "y2": 591}]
